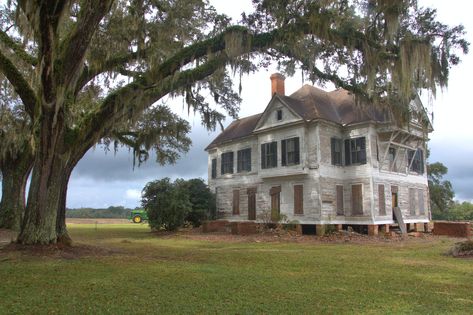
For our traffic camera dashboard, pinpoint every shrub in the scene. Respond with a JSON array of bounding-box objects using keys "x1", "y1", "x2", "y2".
[
  {"x1": 179, "y1": 178, "x2": 216, "y2": 227},
  {"x1": 447, "y1": 240, "x2": 473, "y2": 257},
  {"x1": 142, "y1": 178, "x2": 191, "y2": 231}
]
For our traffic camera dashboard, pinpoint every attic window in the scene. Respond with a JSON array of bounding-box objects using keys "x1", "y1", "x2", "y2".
[{"x1": 276, "y1": 109, "x2": 282, "y2": 121}]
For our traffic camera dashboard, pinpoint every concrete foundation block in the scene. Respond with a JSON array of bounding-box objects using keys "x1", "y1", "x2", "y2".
[
  {"x1": 231, "y1": 222, "x2": 258, "y2": 235},
  {"x1": 424, "y1": 223, "x2": 431, "y2": 233},
  {"x1": 380, "y1": 224, "x2": 390, "y2": 233},
  {"x1": 415, "y1": 223, "x2": 425, "y2": 232},
  {"x1": 202, "y1": 220, "x2": 229, "y2": 233},
  {"x1": 368, "y1": 225, "x2": 379, "y2": 236},
  {"x1": 316, "y1": 224, "x2": 326, "y2": 236}
]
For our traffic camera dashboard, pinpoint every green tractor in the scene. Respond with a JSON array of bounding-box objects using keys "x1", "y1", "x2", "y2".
[{"x1": 129, "y1": 209, "x2": 148, "y2": 224}]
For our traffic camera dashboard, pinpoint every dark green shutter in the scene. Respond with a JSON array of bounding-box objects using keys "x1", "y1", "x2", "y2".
[
  {"x1": 246, "y1": 149, "x2": 251, "y2": 171},
  {"x1": 419, "y1": 149, "x2": 424, "y2": 174},
  {"x1": 360, "y1": 137, "x2": 367, "y2": 164},
  {"x1": 237, "y1": 150, "x2": 241, "y2": 173},
  {"x1": 281, "y1": 140, "x2": 287, "y2": 166},
  {"x1": 261, "y1": 144, "x2": 266, "y2": 169},
  {"x1": 331, "y1": 138, "x2": 336, "y2": 165},
  {"x1": 211, "y1": 159, "x2": 216, "y2": 179},
  {"x1": 271, "y1": 142, "x2": 277, "y2": 167},
  {"x1": 344, "y1": 139, "x2": 351, "y2": 165},
  {"x1": 221, "y1": 154, "x2": 224, "y2": 174},
  {"x1": 294, "y1": 137, "x2": 300, "y2": 165}
]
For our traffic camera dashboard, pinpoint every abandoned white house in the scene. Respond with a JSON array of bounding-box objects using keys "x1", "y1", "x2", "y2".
[{"x1": 205, "y1": 73, "x2": 431, "y2": 232}]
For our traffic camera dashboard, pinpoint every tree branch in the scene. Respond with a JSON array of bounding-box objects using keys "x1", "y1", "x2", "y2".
[
  {"x1": 0, "y1": 30, "x2": 37, "y2": 66},
  {"x1": 0, "y1": 50, "x2": 36, "y2": 117},
  {"x1": 79, "y1": 53, "x2": 232, "y2": 147},
  {"x1": 75, "y1": 51, "x2": 144, "y2": 95},
  {"x1": 58, "y1": 0, "x2": 114, "y2": 91}
]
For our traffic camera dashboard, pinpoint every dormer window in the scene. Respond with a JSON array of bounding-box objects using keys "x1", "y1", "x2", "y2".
[{"x1": 276, "y1": 109, "x2": 282, "y2": 121}]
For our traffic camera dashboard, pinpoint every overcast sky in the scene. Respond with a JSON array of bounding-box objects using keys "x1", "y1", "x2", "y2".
[{"x1": 3, "y1": 1, "x2": 472, "y2": 208}]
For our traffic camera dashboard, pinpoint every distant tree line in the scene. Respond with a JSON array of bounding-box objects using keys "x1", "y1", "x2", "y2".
[
  {"x1": 66, "y1": 206, "x2": 134, "y2": 219},
  {"x1": 428, "y1": 161, "x2": 473, "y2": 221}
]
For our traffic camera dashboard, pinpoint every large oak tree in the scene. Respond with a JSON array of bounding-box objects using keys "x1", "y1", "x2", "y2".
[{"x1": 0, "y1": 0, "x2": 468, "y2": 244}]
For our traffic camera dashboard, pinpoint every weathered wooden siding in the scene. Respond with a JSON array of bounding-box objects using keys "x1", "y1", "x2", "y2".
[{"x1": 209, "y1": 118, "x2": 430, "y2": 225}]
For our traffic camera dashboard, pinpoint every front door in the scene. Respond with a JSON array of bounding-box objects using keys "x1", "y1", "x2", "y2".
[
  {"x1": 247, "y1": 188, "x2": 256, "y2": 220},
  {"x1": 270, "y1": 186, "x2": 281, "y2": 222}
]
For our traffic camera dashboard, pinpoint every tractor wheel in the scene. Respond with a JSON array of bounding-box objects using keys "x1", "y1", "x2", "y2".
[{"x1": 132, "y1": 215, "x2": 143, "y2": 224}]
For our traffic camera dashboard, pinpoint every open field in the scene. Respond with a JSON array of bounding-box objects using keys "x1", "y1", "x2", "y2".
[{"x1": 0, "y1": 224, "x2": 472, "y2": 314}]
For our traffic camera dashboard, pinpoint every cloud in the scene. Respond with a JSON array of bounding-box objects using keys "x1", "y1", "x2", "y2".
[
  {"x1": 71, "y1": 123, "x2": 218, "y2": 183},
  {"x1": 125, "y1": 189, "x2": 141, "y2": 200}
]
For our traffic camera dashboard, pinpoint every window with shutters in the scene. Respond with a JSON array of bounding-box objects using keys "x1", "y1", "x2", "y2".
[
  {"x1": 336, "y1": 185, "x2": 344, "y2": 215},
  {"x1": 237, "y1": 148, "x2": 251, "y2": 173},
  {"x1": 261, "y1": 141, "x2": 277, "y2": 169},
  {"x1": 351, "y1": 184, "x2": 363, "y2": 215},
  {"x1": 331, "y1": 138, "x2": 343, "y2": 166},
  {"x1": 211, "y1": 158, "x2": 217, "y2": 179},
  {"x1": 345, "y1": 137, "x2": 367, "y2": 165},
  {"x1": 409, "y1": 188, "x2": 417, "y2": 215},
  {"x1": 378, "y1": 184, "x2": 386, "y2": 215},
  {"x1": 232, "y1": 189, "x2": 240, "y2": 215},
  {"x1": 408, "y1": 148, "x2": 424, "y2": 174},
  {"x1": 294, "y1": 185, "x2": 303, "y2": 214},
  {"x1": 282, "y1": 137, "x2": 300, "y2": 166},
  {"x1": 418, "y1": 189, "x2": 425, "y2": 215},
  {"x1": 221, "y1": 152, "x2": 234, "y2": 174}
]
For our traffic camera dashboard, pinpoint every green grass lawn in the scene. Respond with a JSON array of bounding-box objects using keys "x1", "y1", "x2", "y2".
[{"x1": 0, "y1": 224, "x2": 472, "y2": 314}]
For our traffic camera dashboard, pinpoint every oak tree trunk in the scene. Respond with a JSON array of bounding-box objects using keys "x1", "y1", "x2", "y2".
[
  {"x1": 56, "y1": 157, "x2": 83, "y2": 245},
  {"x1": 0, "y1": 150, "x2": 33, "y2": 231},
  {"x1": 17, "y1": 109, "x2": 68, "y2": 245}
]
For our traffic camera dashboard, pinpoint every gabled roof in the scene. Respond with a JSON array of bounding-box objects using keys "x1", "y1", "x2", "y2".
[
  {"x1": 253, "y1": 93, "x2": 304, "y2": 131},
  {"x1": 205, "y1": 113, "x2": 262, "y2": 150},
  {"x1": 206, "y1": 84, "x2": 394, "y2": 150}
]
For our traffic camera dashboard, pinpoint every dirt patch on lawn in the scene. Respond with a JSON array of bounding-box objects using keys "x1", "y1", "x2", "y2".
[
  {"x1": 155, "y1": 227, "x2": 439, "y2": 245},
  {"x1": 66, "y1": 218, "x2": 130, "y2": 224},
  {"x1": 0, "y1": 242, "x2": 124, "y2": 260}
]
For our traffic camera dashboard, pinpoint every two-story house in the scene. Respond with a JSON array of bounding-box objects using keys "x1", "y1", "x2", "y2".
[{"x1": 205, "y1": 73, "x2": 431, "y2": 233}]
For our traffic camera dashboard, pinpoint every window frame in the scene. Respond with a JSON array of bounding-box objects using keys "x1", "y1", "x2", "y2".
[
  {"x1": 221, "y1": 151, "x2": 234, "y2": 175},
  {"x1": 408, "y1": 148, "x2": 424, "y2": 174},
  {"x1": 281, "y1": 137, "x2": 300, "y2": 166},
  {"x1": 261, "y1": 141, "x2": 277, "y2": 169},
  {"x1": 237, "y1": 148, "x2": 252, "y2": 173},
  {"x1": 345, "y1": 137, "x2": 367, "y2": 165}
]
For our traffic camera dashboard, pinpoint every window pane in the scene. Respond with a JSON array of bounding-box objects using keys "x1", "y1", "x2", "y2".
[{"x1": 221, "y1": 152, "x2": 234, "y2": 174}]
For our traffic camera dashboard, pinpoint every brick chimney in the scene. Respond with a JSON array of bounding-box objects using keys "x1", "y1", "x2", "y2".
[{"x1": 270, "y1": 73, "x2": 285, "y2": 96}]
